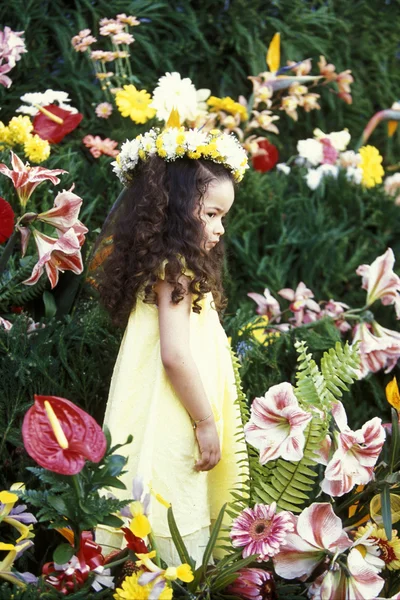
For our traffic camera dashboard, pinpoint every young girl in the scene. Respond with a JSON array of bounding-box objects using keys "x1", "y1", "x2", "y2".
[{"x1": 95, "y1": 125, "x2": 249, "y2": 566}]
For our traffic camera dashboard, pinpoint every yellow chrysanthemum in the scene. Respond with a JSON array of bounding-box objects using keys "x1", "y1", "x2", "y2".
[
  {"x1": 355, "y1": 524, "x2": 400, "y2": 570},
  {"x1": 113, "y1": 572, "x2": 172, "y2": 600},
  {"x1": 359, "y1": 145, "x2": 384, "y2": 188},
  {"x1": 115, "y1": 85, "x2": 156, "y2": 124},
  {"x1": 24, "y1": 135, "x2": 51, "y2": 164},
  {"x1": 8, "y1": 115, "x2": 33, "y2": 145},
  {"x1": 113, "y1": 571, "x2": 151, "y2": 599},
  {"x1": 0, "y1": 122, "x2": 12, "y2": 145},
  {"x1": 207, "y1": 95, "x2": 248, "y2": 121}
]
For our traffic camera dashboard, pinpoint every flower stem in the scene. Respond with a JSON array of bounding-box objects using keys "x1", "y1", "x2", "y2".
[{"x1": 0, "y1": 229, "x2": 18, "y2": 278}]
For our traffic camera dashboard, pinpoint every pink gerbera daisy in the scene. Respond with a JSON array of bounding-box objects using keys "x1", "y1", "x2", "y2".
[{"x1": 230, "y1": 503, "x2": 294, "y2": 561}]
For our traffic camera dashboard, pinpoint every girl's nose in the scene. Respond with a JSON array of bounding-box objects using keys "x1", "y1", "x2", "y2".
[{"x1": 215, "y1": 220, "x2": 225, "y2": 236}]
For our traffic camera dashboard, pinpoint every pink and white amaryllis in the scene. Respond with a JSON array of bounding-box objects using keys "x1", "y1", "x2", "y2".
[
  {"x1": 307, "y1": 548, "x2": 384, "y2": 600},
  {"x1": 244, "y1": 382, "x2": 312, "y2": 464},
  {"x1": 230, "y1": 502, "x2": 294, "y2": 561},
  {"x1": 320, "y1": 401, "x2": 385, "y2": 497},
  {"x1": 23, "y1": 229, "x2": 84, "y2": 289},
  {"x1": 247, "y1": 288, "x2": 281, "y2": 322},
  {"x1": 273, "y1": 503, "x2": 352, "y2": 580},
  {"x1": 20, "y1": 188, "x2": 88, "y2": 249},
  {"x1": 321, "y1": 299, "x2": 351, "y2": 333},
  {"x1": 0, "y1": 152, "x2": 67, "y2": 207},
  {"x1": 352, "y1": 321, "x2": 400, "y2": 378},
  {"x1": 278, "y1": 282, "x2": 321, "y2": 326},
  {"x1": 357, "y1": 248, "x2": 400, "y2": 318}
]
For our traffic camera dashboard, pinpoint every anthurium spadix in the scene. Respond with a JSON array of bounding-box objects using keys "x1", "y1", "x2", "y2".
[{"x1": 22, "y1": 395, "x2": 106, "y2": 475}]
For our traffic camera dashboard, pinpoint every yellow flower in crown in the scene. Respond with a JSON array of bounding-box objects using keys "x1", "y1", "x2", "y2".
[
  {"x1": 359, "y1": 145, "x2": 384, "y2": 188},
  {"x1": 112, "y1": 108, "x2": 249, "y2": 185}
]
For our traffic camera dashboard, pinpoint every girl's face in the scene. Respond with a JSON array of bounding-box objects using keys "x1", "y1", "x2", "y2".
[{"x1": 200, "y1": 178, "x2": 235, "y2": 251}]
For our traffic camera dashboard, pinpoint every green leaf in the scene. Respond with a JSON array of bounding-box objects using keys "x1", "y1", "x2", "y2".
[
  {"x1": 43, "y1": 290, "x2": 57, "y2": 318},
  {"x1": 53, "y1": 543, "x2": 74, "y2": 564},
  {"x1": 381, "y1": 487, "x2": 392, "y2": 540},
  {"x1": 100, "y1": 476, "x2": 127, "y2": 490},
  {"x1": 167, "y1": 507, "x2": 194, "y2": 568},
  {"x1": 47, "y1": 495, "x2": 68, "y2": 514},
  {"x1": 100, "y1": 514, "x2": 124, "y2": 528},
  {"x1": 201, "y1": 503, "x2": 226, "y2": 575},
  {"x1": 390, "y1": 407, "x2": 400, "y2": 474}
]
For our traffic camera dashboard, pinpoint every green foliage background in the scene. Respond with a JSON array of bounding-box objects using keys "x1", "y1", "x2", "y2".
[
  {"x1": 0, "y1": 1, "x2": 399, "y2": 597},
  {"x1": 0, "y1": 5, "x2": 400, "y2": 593}
]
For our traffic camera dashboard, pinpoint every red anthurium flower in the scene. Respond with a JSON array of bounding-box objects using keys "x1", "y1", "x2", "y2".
[
  {"x1": 33, "y1": 105, "x2": 83, "y2": 144},
  {"x1": 22, "y1": 395, "x2": 107, "y2": 475},
  {"x1": 252, "y1": 139, "x2": 279, "y2": 172},
  {"x1": 121, "y1": 527, "x2": 149, "y2": 554},
  {"x1": 0, "y1": 197, "x2": 14, "y2": 243}
]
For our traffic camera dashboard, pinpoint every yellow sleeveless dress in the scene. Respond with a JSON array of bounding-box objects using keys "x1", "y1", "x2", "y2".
[{"x1": 98, "y1": 263, "x2": 248, "y2": 566}]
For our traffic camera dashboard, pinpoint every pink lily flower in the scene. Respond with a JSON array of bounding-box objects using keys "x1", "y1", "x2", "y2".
[
  {"x1": 19, "y1": 188, "x2": 88, "y2": 251},
  {"x1": 247, "y1": 288, "x2": 281, "y2": 321},
  {"x1": 308, "y1": 549, "x2": 384, "y2": 599},
  {"x1": 321, "y1": 401, "x2": 385, "y2": 497},
  {"x1": 244, "y1": 382, "x2": 312, "y2": 464},
  {"x1": 278, "y1": 282, "x2": 320, "y2": 326},
  {"x1": 0, "y1": 317, "x2": 12, "y2": 331},
  {"x1": 321, "y1": 299, "x2": 351, "y2": 333},
  {"x1": 36, "y1": 189, "x2": 83, "y2": 231},
  {"x1": 0, "y1": 61, "x2": 12, "y2": 88},
  {"x1": 23, "y1": 228, "x2": 83, "y2": 289},
  {"x1": 352, "y1": 321, "x2": 400, "y2": 378},
  {"x1": 273, "y1": 503, "x2": 352, "y2": 580},
  {"x1": 0, "y1": 152, "x2": 67, "y2": 207},
  {"x1": 357, "y1": 248, "x2": 400, "y2": 318}
]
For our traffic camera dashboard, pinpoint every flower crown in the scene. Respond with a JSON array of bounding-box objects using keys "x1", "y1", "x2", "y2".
[{"x1": 112, "y1": 112, "x2": 249, "y2": 185}]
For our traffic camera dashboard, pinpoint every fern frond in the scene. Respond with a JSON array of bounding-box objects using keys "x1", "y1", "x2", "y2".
[
  {"x1": 295, "y1": 339, "x2": 360, "y2": 412},
  {"x1": 252, "y1": 416, "x2": 323, "y2": 513},
  {"x1": 320, "y1": 341, "x2": 360, "y2": 404},
  {"x1": 294, "y1": 340, "x2": 328, "y2": 409}
]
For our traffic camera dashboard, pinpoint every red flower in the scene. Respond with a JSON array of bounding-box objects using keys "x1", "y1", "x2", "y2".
[
  {"x1": 252, "y1": 139, "x2": 279, "y2": 172},
  {"x1": 22, "y1": 395, "x2": 107, "y2": 475},
  {"x1": 33, "y1": 105, "x2": 83, "y2": 144},
  {"x1": 43, "y1": 532, "x2": 105, "y2": 594},
  {"x1": 121, "y1": 527, "x2": 149, "y2": 554},
  {"x1": 0, "y1": 197, "x2": 14, "y2": 243}
]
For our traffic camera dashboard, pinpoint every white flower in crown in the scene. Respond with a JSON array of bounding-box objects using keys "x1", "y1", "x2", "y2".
[
  {"x1": 119, "y1": 138, "x2": 141, "y2": 169},
  {"x1": 150, "y1": 71, "x2": 210, "y2": 123},
  {"x1": 159, "y1": 128, "x2": 184, "y2": 159},
  {"x1": 215, "y1": 133, "x2": 247, "y2": 172},
  {"x1": 140, "y1": 130, "x2": 157, "y2": 154},
  {"x1": 185, "y1": 129, "x2": 209, "y2": 151}
]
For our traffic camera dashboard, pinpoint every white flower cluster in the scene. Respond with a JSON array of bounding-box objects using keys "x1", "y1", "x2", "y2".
[
  {"x1": 277, "y1": 128, "x2": 364, "y2": 190},
  {"x1": 112, "y1": 126, "x2": 249, "y2": 185},
  {"x1": 17, "y1": 90, "x2": 78, "y2": 115}
]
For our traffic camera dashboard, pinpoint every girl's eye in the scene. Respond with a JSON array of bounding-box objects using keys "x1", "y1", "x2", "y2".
[{"x1": 207, "y1": 213, "x2": 216, "y2": 218}]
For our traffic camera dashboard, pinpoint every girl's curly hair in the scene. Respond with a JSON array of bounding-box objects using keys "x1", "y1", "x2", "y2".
[{"x1": 97, "y1": 155, "x2": 235, "y2": 327}]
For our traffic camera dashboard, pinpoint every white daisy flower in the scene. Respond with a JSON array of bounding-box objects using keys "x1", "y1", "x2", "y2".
[{"x1": 150, "y1": 72, "x2": 209, "y2": 123}]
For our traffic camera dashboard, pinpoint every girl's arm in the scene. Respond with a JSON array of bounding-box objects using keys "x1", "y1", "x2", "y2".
[{"x1": 156, "y1": 275, "x2": 220, "y2": 472}]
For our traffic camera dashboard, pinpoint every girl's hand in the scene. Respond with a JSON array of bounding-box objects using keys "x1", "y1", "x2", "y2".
[{"x1": 194, "y1": 419, "x2": 221, "y2": 472}]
